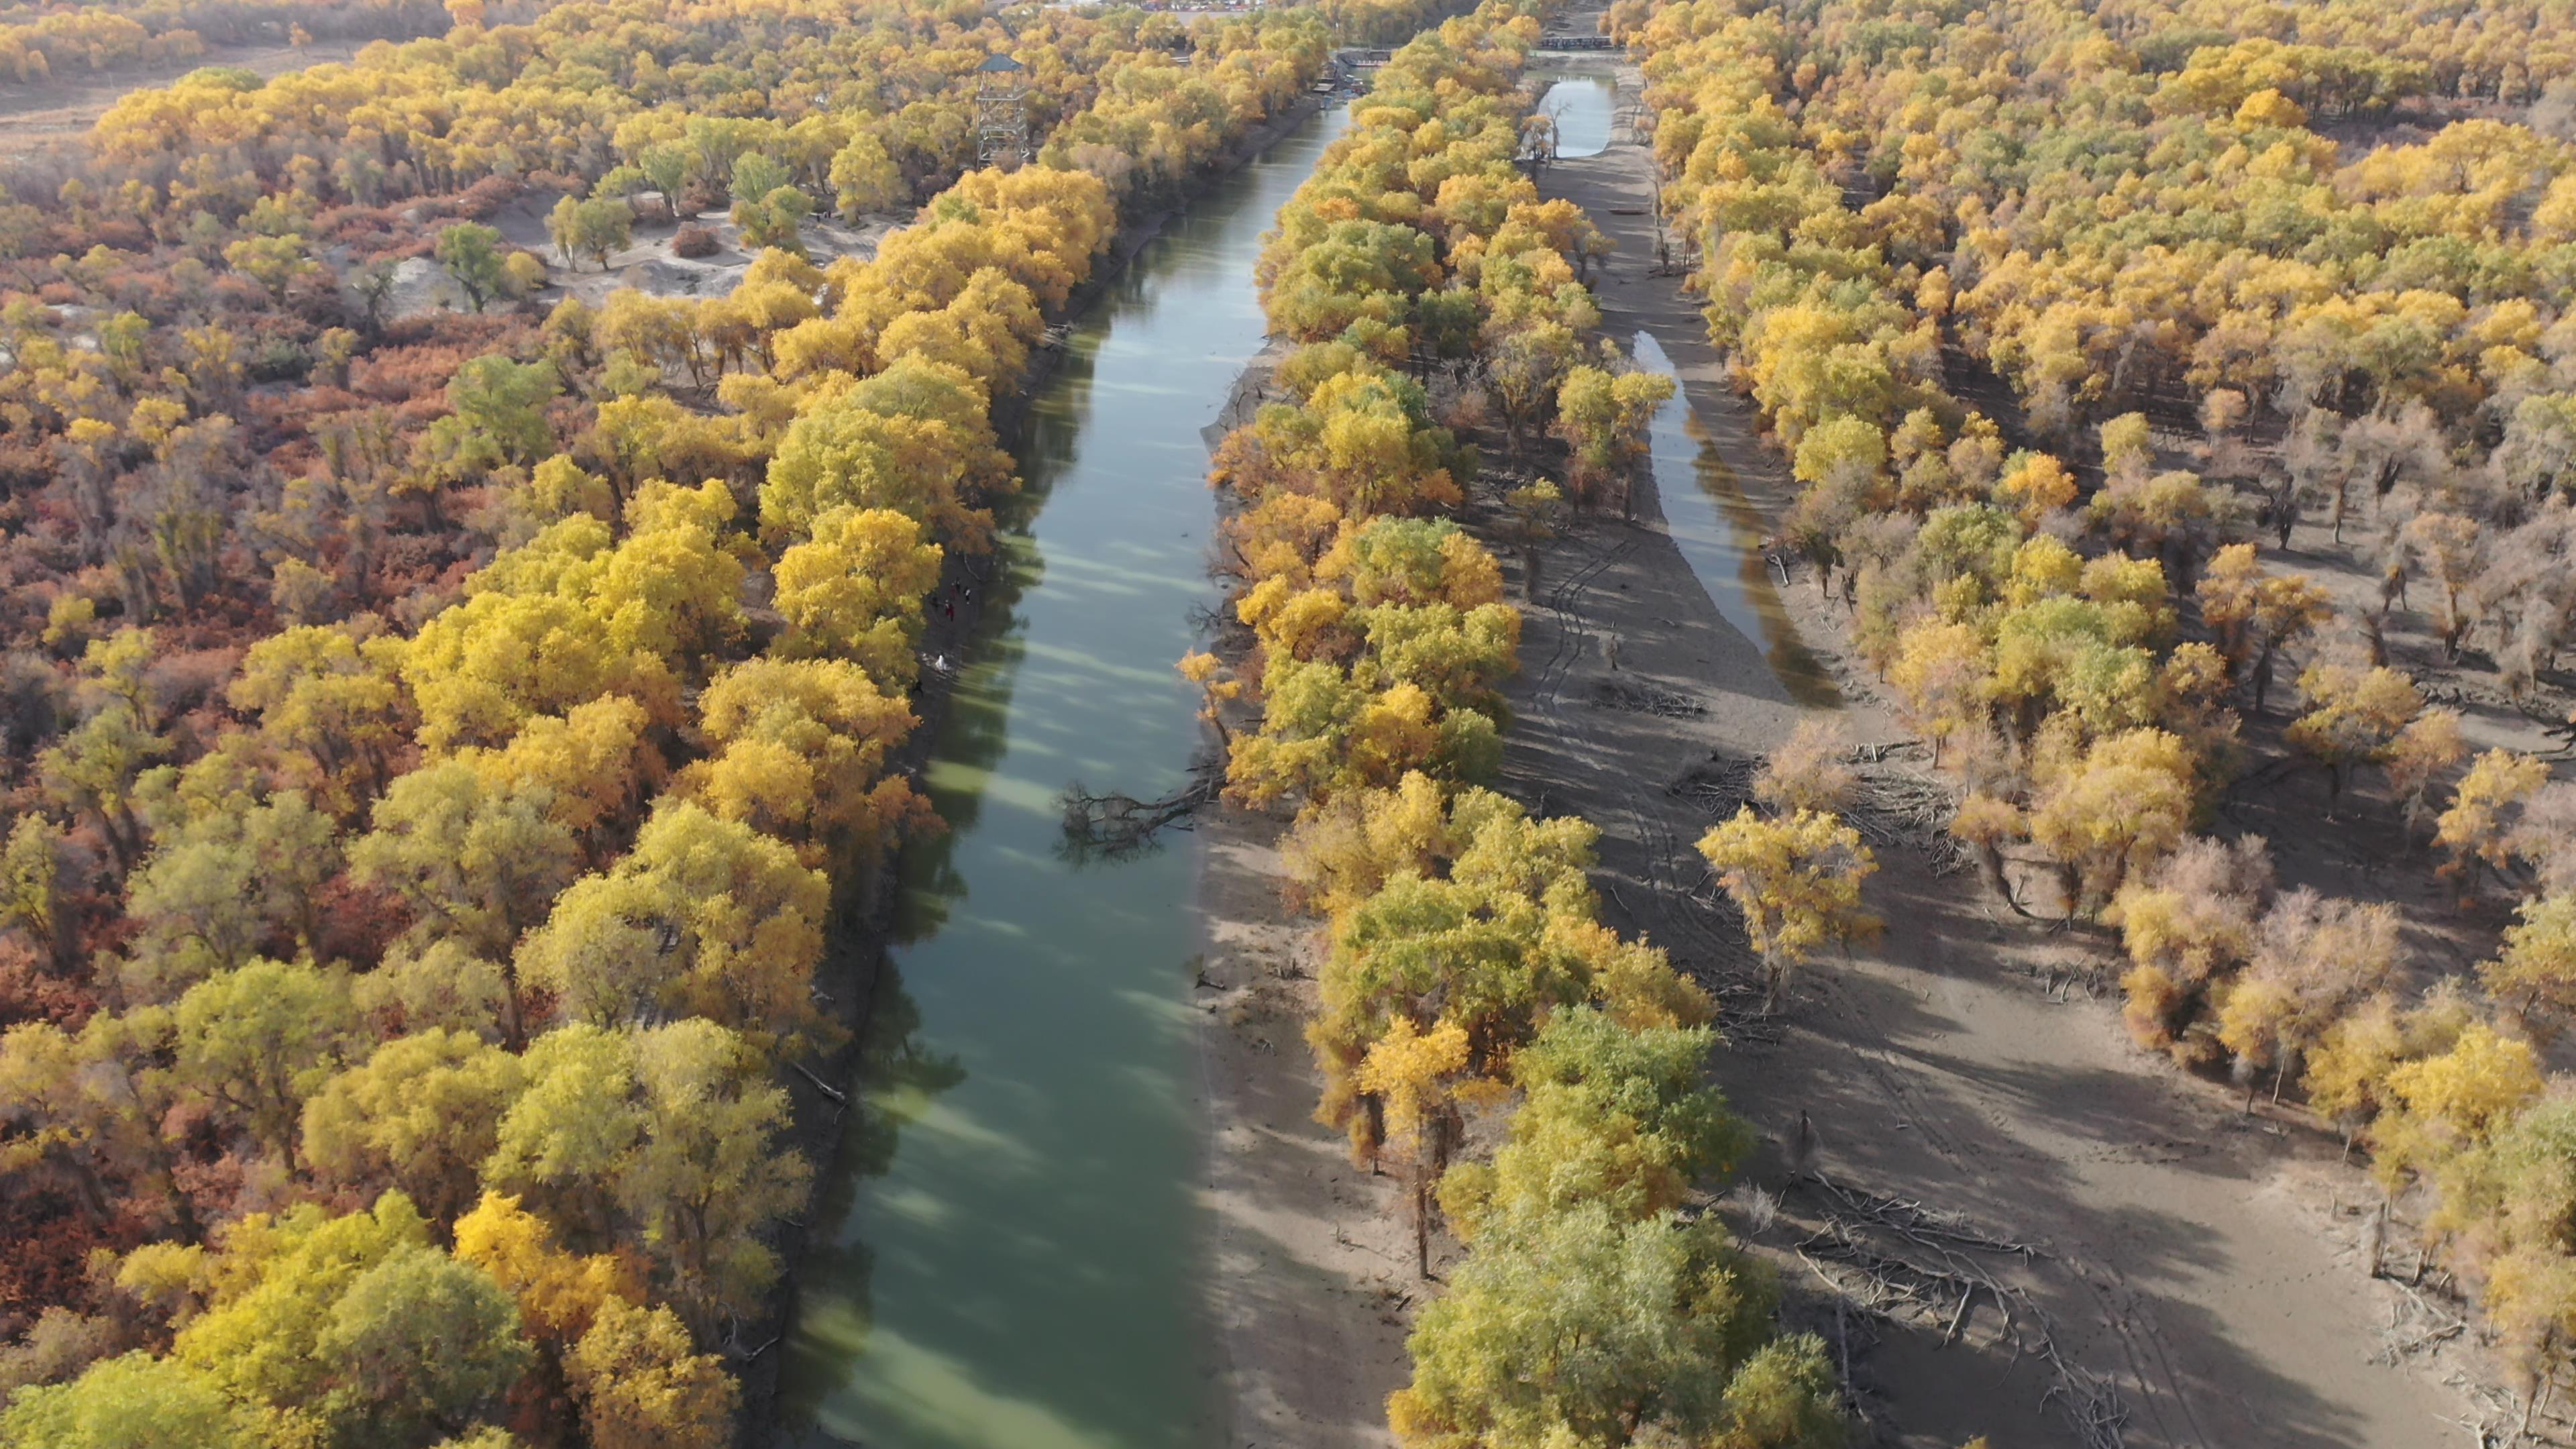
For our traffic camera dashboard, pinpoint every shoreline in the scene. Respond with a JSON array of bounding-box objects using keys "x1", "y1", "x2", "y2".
[{"x1": 1189, "y1": 340, "x2": 1415, "y2": 1449}]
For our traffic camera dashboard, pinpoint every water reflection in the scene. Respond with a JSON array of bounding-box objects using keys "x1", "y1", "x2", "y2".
[
  {"x1": 1631, "y1": 329, "x2": 1841, "y2": 707},
  {"x1": 1539, "y1": 74, "x2": 1615, "y2": 159},
  {"x1": 775, "y1": 107, "x2": 1353, "y2": 1449},
  {"x1": 779, "y1": 963, "x2": 967, "y2": 1404}
]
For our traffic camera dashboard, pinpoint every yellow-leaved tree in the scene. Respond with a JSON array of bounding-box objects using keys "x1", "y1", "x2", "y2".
[
  {"x1": 1696, "y1": 806, "x2": 1880, "y2": 1014},
  {"x1": 1356, "y1": 1015, "x2": 1472, "y2": 1279}
]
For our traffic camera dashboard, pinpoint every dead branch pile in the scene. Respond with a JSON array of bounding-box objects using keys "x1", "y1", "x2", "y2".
[
  {"x1": 1670, "y1": 753, "x2": 1760, "y2": 819},
  {"x1": 2374, "y1": 1277, "x2": 2469, "y2": 1365},
  {"x1": 1812, "y1": 1179, "x2": 2037, "y2": 1259},
  {"x1": 1591, "y1": 678, "x2": 1709, "y2": 717},
  {"x1": 1794, "y1": 1173, "x2": 2129, "y2": 1449},
  {"x1": 1059, "y1": 762, "x2": 1220, "y2": 860},
  {"x1": 1843, "y1": 769, "x2": 1968, "y2": 873},
  {"x1": 1670, "y1": 752, "x2": 1967, "y2": 873},
  {"x1": 1704, "y1": 975, "x2": 1783, "y2": 1045}
]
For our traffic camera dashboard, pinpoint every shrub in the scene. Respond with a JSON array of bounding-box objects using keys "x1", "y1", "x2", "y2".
[{"x1": 672, "y1": 224, "x2": 721, "y2": 258}]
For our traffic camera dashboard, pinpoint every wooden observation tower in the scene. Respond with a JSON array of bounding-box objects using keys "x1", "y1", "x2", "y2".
[{"x1": 976, "y1": 54, "x2": 1030, "y2": 170}]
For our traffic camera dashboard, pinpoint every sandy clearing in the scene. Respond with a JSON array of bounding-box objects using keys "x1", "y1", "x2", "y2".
[
  {"x1": 502, "y1": 201, "x2": 904, "y2": 307},
  {"x1": 379, "y1": 197, "x2": 905, "y2": 321},
  {"x1": 1196, "y1": 806, "x2": 1415, "y2": 1449}
]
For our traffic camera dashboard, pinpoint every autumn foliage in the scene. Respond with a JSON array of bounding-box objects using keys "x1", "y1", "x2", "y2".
[
  {"x1": 0, "y1": 0, "x2": 1427, "y2": 1437},
  {"x1": 1631, "y1": 0, "x2": 2576, "y2": 1407},
  {"x1": 1189, "y1": 5, "x2": 1843, "y2": 1441}
]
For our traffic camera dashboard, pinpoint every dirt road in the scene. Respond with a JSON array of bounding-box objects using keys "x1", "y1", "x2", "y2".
[{"x1": 1498, "y1": 51, "x2": 2493, "y2": 1449}]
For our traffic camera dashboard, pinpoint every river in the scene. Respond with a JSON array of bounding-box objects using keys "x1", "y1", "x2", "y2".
[
  {"x1": 1631, "y1": 329, "x2": 1841, "y2": 708},
  {"x1": 773, "y1": 107, "x2": 1350, "y2": 1449},
  {"x1": 1539, "y1": 73, "x2": 1614, "y2": 159}
]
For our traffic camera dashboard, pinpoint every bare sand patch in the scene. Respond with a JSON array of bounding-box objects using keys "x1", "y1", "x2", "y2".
[
  {"x1": 380, "y1": 195, "x2": 906, "y2": 321},
  {"x1": 1195, "y1": 806, "x2": 1413, "y2": 1449}
]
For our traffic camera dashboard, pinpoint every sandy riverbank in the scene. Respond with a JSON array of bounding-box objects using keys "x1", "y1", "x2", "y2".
[{"x1": 1187, "y1": 338, "x2": 1415, "y2": 1449}]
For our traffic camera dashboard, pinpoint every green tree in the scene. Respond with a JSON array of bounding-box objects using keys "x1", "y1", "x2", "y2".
[
  {"x1": 513, "y1": 802, "x2": 830, "y2": 1056},
  {"x1": 314, "y1": 1247, "x2": 532, "y2": 1445},
  {"x1": 227, "y1": 625, "x2": 408, "y2": 816},
  {"x1": 435, "y1": 223, "x2": 511, "y2": 313},
  {"x1": 428, "y1": 356, "x2": 561, "y2": 476},
  {"x1": 729, "y1": 153, "x2": 812, "y2": 253},
  {"x1": 484, "y1": 1022, "x2": 811, "y2": 1330},
  {"x1": 546, "y1": 195, "x2": 632, "y2": 272},
  {"x1": 302, "y1": 1030, "x2": 529, "y2": 1224},
  {"x1": 1444, "y1": 1007, "x2": 1748, "y2": 1234},
  {"x1": 1390, "y1": 1203, "x2": 1774, "y2": 1448},
  {"x1": 170, "y1": 1193, "x2": 530, "y2": 1446},
  {"x1": 221, "y1": 233, "x2": 321, "y2": 304},
  {"x1": 1711, "y1": 1336, "x2": 1844, "y2": 1449},
  {"x1": 635, "y1": 143, "x2": 694, "y2": 221},
  {"x1": 0, "y1": 813, "x2": 74, "y2": 973},
  {"x1": 173, "y1": 959, "x2": 362, "y2": 1159},
  {"x1": 479, "y1": 1026, "x2": 641, "y2": 1242},
  {"x1": 2484, "y1": 894, "x2": 2576, "y2": 1024},
  {"x1": 36, "y1": 702, "x2": 167, "y2": 878},
  {"x1": 351, "y1": 761, "x2": 582, "y2": 1046},
  {"x1": 120, "y1": 790, "x2": 338, "y2": 1002},
  {"x1": 1552, "y1": 365, "x2": 1675, "y2": 511},
  {"x1": 0, "y1": 1352, "x2": 260, "y2": 1449},
  {"x1": 170, "y1": 1193, "x2": 427, "y2": 1424}
]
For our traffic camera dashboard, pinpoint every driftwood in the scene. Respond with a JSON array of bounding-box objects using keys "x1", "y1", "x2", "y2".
[
  {"x1": 1669, "y1": 753, "x2": 1760, "y2": 818},
  {"x1": 2373, "y1": 1270, "x2": 2471, "y2": 1366},
  {"x1": 1844, "y1": 770, "x2": 1970, "y2": 873},
  {"x1": 1811, "y1": 1178, "x2": 2038, "y2": 1260},
  {"x1": 1059, "y1": 761, "x2": 1222, "y2": 860},
  {"x1": 790, "y1": 1060, "x2": 850, "y2": 1108}
]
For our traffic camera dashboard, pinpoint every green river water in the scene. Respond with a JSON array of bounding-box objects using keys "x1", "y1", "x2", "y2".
[{"x1": 775, "y1": 107, "x2": 1350, "y2": 1449}]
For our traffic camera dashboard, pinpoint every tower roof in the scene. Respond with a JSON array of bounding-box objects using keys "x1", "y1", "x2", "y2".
[{"x1": 977, "y1": 54, "x2": 1024, "y2": 72}]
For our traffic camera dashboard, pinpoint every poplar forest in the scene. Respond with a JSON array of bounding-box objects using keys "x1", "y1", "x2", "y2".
[{"x1": 13, "y1": 0, "x2": 2576, "y2": 1445}]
